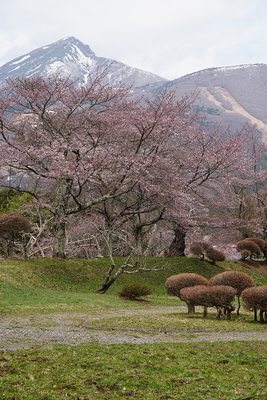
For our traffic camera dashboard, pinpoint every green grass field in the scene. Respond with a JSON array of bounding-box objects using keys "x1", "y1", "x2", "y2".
[
  {"x1": 1, "y1": 256, "x2": 267, "y2": 399},
  {"x1": 1, "y1": 342, "x2": 267, "y2": 400}
]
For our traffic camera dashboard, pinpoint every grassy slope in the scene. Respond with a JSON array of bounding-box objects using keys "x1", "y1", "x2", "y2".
[{"x1": 0, "y1": 256, "x2": 267, "y2": 313}]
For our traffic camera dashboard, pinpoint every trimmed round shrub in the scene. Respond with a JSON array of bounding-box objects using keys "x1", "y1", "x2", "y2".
[
  {"x1": 165, "y1": 273, "x2": 209, "y2": 299},
  {"x1": 180, "y1": 284, "x2": 237, "y2": 319},
  {"x1": 189, "y1": 242, "x2": 205, "y2": 259},
  {"x1": 209, "y1": 271, "x2": 255, "y2": 296},
  {"x1": 245, "y1": 237, "x2": 265, "y2": 248},
  {"x1": 0, "y1": 212, "x2": 32, "y2": 234},
  {"x1": 119, "y1": 283, "x2": 153, "y2": 300},
  {"x1": 236, "y1": 240, "x2": 261, "y2": 259},
  {"x1": 240, "y1": 249, "x2": 251, "y2": 260},
  {"x1": 209, "y1": 270, "x2": 255, "y2": 314},
  {"x1": 245, "y1": 237, "x2": 267, "y2": 258},
  {"x1": 242, "y1": 285, "x2": 267, "y2": 323},
  {"x1": 201, "y1": 241, "x2": 214, "y2": 252},
  {"x1": 205, "y1": 247, "x2": 225, "y2": 264},
  {"x1": 165, "y1": 273, "x2": 209, "y2": 314}
]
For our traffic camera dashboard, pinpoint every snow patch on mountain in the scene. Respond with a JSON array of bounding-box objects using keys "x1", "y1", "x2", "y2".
[
  {"x1": 11, "y1": 55, "x2": 31, "y2": 65},
  {"x1": 0, "y1": 36, "x2": 166, "y2": 88}
]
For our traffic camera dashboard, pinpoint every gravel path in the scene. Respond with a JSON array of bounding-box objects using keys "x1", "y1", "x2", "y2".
[{"x1": 1, "y1": 307, "x2": 267, "y2": 352}]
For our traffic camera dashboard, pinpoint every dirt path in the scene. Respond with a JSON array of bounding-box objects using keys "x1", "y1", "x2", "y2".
[{"x1": 1, "y1": 307, "x2": 267, "y2": 352}]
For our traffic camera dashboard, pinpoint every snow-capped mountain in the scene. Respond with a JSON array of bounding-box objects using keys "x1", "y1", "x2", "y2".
[
  {"x1": 0, "y1": 36, "x2": 166, "y2": 88},
  {"x1": 0, "y1": 36, "x2": 267, "y2": 136}
]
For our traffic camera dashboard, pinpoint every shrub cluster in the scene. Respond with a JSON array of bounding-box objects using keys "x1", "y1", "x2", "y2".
[
  {"x1": 119, "y1": 283, "x2": 153, "y2": 300},
  {"x1": 180, "y1": 285, "x2": 237, "y2": 319},
  {"x1": 165, "y1": 270, "x2": 257, "y2": 320},
  {"x1": 236, "y1": 237, "x2": 267, "y2": 260},
  {"x1": 189, "y1": 241, "x2": 225, "y2": 264}
]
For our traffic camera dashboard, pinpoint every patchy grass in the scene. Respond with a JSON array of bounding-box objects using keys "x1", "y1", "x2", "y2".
[
  {"x1": 86, "y1": 306, "x2": 267, "y2": 331},
  {"x1": 0, "y1": 257, "x2": 267, "y2": 398},
  {"x1": 1, "y1": 341, "x2": 267, "y2": 399}
]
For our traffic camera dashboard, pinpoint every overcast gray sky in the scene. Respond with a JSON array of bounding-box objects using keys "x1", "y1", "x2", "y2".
[{"x1": 1, "y1": 0, "x2": 267, "y2": 80}]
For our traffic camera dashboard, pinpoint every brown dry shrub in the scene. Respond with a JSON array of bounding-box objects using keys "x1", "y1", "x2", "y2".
[
  {"x1": 0, "y1": 212, "x2": 32, "y2": 235},
  {"x1": 201, "y1": 241, "x2": 213, "y2": 251},
  {"x1": 245, "y1": 237, "x2": 266, "y2": 251},
  {"x1": 209, "y1": 271, "x2": 255, "y2": 296},
  {"x1": 236, "y1": 240, "x2": 261, "y2": 258},
  {"x1": 205, "y1": 247, "x2": 225, "y2": 264},
  {"x1": 180, "y1": 285, "x2": 237, "y2": 319},
  {"x1": 189, "y1": 242, "x2": 205, "y2": 258},
  {"x1": 240, "y1": 249, "x2": 251, "y2": 260},
  {"x1": 242, "y1": 286, "x2": 267, "y2": 310},
  {"x1": 209, "y1": 270, "x2": 255, "y2": 314},
  {"x1": 180, "y1": 284, "x2": 237, "y2": 307},
  {"x1": 189, "y1": 241, "x2": 213, "y2": 259},
  {"x1": 245, "y1": 237, "x2": 267, "y2": 258},
  {"x1": 165, "y1": 273, "x2": 208, "y2": 299},
  {"x1": 242, "y1": 286, "x2": 267, "y2": 323}
]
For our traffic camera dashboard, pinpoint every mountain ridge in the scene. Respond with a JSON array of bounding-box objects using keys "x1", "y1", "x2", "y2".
[
  {"x1": 0, "y1": 36, "x2": 266, "y2": 137},
  {"x1": 159, "y1": 62, "x2": 267, "y2": 137},
  {"x1": 0, "y1": 36, "x2": 166, "y2": 88}
]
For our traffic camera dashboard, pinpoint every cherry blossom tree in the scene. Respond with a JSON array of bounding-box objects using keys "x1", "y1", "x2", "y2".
[
  {"x1": 0, "y1": 71, "x2": 263, "y2": 266},
  {"x1": 90, "y1": 93, "x2": 263, "y2": 260},
  {"x1": 222, "y1": 130, "x2": 267, "y2": 241},
  {"x1": 0, "y1": 72, "x2": 141, "y2": 257}
]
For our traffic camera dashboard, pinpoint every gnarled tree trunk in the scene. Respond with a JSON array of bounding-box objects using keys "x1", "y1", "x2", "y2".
[{"x1": 164, "y1": 224, "x2": 186, "y2": 257}]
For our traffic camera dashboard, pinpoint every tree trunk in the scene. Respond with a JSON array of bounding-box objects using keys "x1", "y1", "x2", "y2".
[
  {"x1": 164, "y1": 224, "x2": 186, "y2": 257},
  {"x1": 259, "y1": 309, "x2": 265, "y2": 323},
  {"x1": 187, "y1": 302, "x2": 195, "y2": 314},
  {"x1": 53, "y1": 219, "x2": 66, "y2": 258},
  {"x1": 133, "y1": 232, "x2": 145, "y2": 256},
  {"x1": 6, "y1": 234, "x2": 15, "y2": 258},
  {"x1": 236, "y1": 296, "x2": 241, "y2": 315},
  {"x1": 95, "y1": 276, "x2": 118, "y2": 294},
  {"x1": 226, "y1": 308, "x2": 232, "y2": 320},
  {"x1": 52, "y1": 180, "x2": 68, "y2": 259},
  {"x1": 95, "y1": 263, "x2": 123, "y2": 293},
  {"x1": 254, "y1": 307, "x2": 257, "y2": 322}
]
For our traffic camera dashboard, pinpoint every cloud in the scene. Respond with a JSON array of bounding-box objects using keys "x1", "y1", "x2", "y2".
[
  {"x1": 0, "y1": 33, "x2": 30, "y2": 61},
  {"x1": 1, "y1": 0, "x2": 267, "y2": 79}
]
